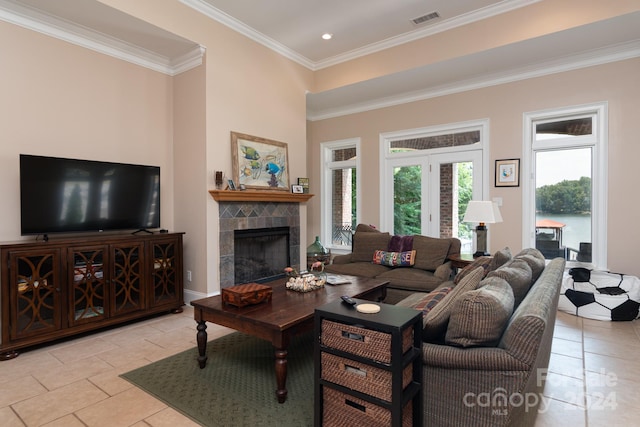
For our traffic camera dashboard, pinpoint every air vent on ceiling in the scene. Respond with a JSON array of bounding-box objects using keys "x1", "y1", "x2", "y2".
[{"x1": 411, "y1": 12, "x2": 440, "y2": 25}]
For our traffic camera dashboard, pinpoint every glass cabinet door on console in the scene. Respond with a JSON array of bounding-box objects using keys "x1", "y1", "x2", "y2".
[
  {"x1": 110, "y1": 242, "x2": 144, "y2": 316},
  {"x1": 68, "y1": 246, "x2": 108, "y2": 326},
  {"x1": 8, "y1": 249, "x2": 62, "y2": 340},
  {"x1": 150, "y1": 237, "x2": 181, "y2": 308}
]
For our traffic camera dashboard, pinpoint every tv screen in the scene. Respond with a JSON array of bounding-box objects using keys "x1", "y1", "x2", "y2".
[{"x1": 20, "y1": 154, "x2": 160, "y2": 236}]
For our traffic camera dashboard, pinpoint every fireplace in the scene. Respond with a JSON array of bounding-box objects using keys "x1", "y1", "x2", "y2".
[
  {"x1": 218, "y1": 201, "x2": 300, "y2": 289},
  {"x1": 234, "y1": 227, "x2": 290, "y2": 284}
]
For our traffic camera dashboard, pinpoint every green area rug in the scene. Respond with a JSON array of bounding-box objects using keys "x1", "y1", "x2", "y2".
[{"x1": 121, "y1": 332, "x2": 314, "y2": 426}]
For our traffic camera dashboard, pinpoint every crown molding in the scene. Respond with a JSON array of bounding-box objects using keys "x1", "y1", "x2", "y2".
[
  {"x1": 0, "y1": 0, "x2": 204, "y2": 76},
  {"x1": 307, "y1": 40, "x2": 640, "y2": 121},
  {"x1": 179, "y1": 0, "x2": 315, "y2": 69},
  {"x1": 180, "y1": 0, "x2": 541, "y2": 71}
]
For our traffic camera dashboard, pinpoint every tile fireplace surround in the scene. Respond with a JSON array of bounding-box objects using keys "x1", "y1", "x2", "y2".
[{"x1": 218, "y1": 201, "x2": 300, "y2": 289}]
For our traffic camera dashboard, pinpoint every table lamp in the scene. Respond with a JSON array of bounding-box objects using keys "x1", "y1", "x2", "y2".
[{"x1": 463, "y1": 200, "x2": 503, "y2": 257}]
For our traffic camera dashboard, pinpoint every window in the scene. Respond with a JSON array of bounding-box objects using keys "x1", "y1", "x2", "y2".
[
  {"x1": 380, "y1": 120, "x2": 487, "y2": 249},
  {"x1": 523, "y1": 103, "x2": 607, "y2": 267},
  {"x1": 320, "y1": 139, "x2": 360, "y2": 251}
]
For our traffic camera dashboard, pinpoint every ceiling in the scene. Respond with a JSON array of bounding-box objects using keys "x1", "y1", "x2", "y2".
[
  {"x1": 188, "y1": 0, "x2": 515, "y2": 67},
  {"x1": 1, "y1": 0, "x2": 639, "y2": 120}
]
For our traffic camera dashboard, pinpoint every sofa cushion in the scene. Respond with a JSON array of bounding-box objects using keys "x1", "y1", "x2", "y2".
[
  {"x1": 414, "y1": 287, "x2": 452, "y2": 313},
  {"x1": 351, "y1": 232, "x2": 391, "y2": 262},
  {"x1": 373, "y1": 249, "x2": 416, "y2": 267},
  {"x1": 486, "y1": 258, "x2": 532, "y2": 307},
  {"x1": 412, "y1": 235, "x2": 451, "y2": 271},
  {"x1": 489, "y1": 247, "x2": 512, "y2": 271},
  {"x1": 422, "y1": 266, "x2": 484, "y2": 342},
  {"x1": 513, "y1": 248, "x2": 546, "y2": 283},
  {"x1": 453, "y1": 256, "x2": 493, "y2": 285},
  {"x1": 324, "y1": 262, "x2": 389, "y2": 278},
  {"x1": 445, "y1": 276, "x2": 515, "y2": 348}
]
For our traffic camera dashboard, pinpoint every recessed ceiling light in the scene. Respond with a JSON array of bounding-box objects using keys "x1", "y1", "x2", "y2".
[{"x1": 322, "y1": 33, "x2": 333, "y2": 40}]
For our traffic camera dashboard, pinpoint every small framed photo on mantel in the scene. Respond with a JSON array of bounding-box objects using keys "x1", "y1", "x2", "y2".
[
  {"x1": 291, "y1": 184, "x2": 304, "y2": 194},
  {"x1": 495, "y1": 159, "x2": 520, "y2": 187},
  {"x1": 297, "y1": 177, "x2": 309, "y2": 193}
]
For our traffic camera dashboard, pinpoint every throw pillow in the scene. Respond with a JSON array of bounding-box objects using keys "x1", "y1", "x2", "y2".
[
  {"x1": 513, "y1": 248, "x2": 546, "y2": 283},
  {"x1": 445, "y1": 276, "x2": 515, "y2": 348},
  {"x1": 422, "y1": 266, "x2": 484, "y2": 343},
  {"x1": 388, "y1": 235, "x2": 414, "y2": 252},
  {"x1": 453, "y1": 256, "x2": 493, "y2": 285},
  {"x1": 351, "y1": 232, "x2": 391, "y2": 262},
  {"x1": 413, "y1": 287, "x2": 452, "y2": 314},
  {"x1": 486, "y1": 258, "x2": 532, "y2": 308},
  {"x1": 372, "y1": 249, "x2": 416, "y2": 267},
  {"x1": 412, "y1": 235, "x2": 451, "y2": 271},
  {"x1": 489, "y1": 247, "x2": 512, "y2": 271}
]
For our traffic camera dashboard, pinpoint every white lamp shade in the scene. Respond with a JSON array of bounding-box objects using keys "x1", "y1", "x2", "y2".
[{"x1": 463, "y1": 201, "x2": 503, "y2": 224}]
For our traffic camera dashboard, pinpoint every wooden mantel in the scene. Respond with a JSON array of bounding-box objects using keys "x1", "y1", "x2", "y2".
[{"x1": 209, "y1": 189, "x2": 313, "y2": 203}]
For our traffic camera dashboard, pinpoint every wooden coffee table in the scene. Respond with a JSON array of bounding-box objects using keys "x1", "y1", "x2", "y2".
[{"x1": 191, "y1": 275, "x2": 388, "y2": 403}]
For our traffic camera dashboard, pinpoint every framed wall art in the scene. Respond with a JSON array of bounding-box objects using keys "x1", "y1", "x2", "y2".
[
  {"x1": 495, "y1": 158, "x2": 520, "y2": 187},
  {"x1": 231, "y1": 132, "x2": 290, "y2": 191}
]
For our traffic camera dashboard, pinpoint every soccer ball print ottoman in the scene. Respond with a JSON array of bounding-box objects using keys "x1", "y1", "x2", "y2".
[{"x1": 558, "y1": 269, "x2": 640, "y2": 321}]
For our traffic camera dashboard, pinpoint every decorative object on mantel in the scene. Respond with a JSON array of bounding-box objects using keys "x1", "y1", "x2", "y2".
[
  {"x1": 291, "y1": 184, "x2": 304, "y2": 193},
  {"x1": 298, "y1": 177, "x2": 309, "y2": 193},
  {"x1": 215, "y1": 171, "x2": 224, "y2": 190},
  {"x1": 208, "y1": 189, "x2": 313, "y2": 203},
  {"x1": 231, "y1": 131, "x2": 290, "y2": 191}
]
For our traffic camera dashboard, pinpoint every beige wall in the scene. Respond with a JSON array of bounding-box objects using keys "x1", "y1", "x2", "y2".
[
  {"x1": 1, "y1": 0, "x2": 314, "y2": 299},
  {"x1": 0, "y1": 21, "x2": 175, "y2": 241},
  {"x1": 308, "y1": 58, "x2": 640, "y2": 277}
]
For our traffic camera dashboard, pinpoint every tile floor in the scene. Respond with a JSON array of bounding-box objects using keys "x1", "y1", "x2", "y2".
[{"x1": 0, "y1": 306, "x2": 639, "y2": 426}]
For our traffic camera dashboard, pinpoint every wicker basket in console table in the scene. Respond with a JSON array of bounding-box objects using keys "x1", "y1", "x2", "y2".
[{"x1": 313, "y1": 299, "x2": 423, "y2": 427}]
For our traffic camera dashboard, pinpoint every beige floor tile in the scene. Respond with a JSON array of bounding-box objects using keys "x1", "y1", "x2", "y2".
[
  {"x1": 0, "y1": 375, "x2": 47, "y2": 408},
  {"x1": 0, "y1": 352, "x2": 62, "y2": 384},
  {"x1": 41, "y1": 414, "x2": 86, "y2": 427},
  {"x1": 0, "y1": 406, "x2": 26, "y2": 427},
  {"x1": 555, "y1": 312, "x2": 583, "y2": 328},
  {"x1": 541, "y1": 372, "x2": 585, "y2": 407},
  {"x1": 95, "y1": 339, "x2": 165, "y2": 367},
  {"x1": 550, "y1": 337, "x2": 583, "y2": 358},
  {"x1": 583, "y1": 336, "x2": 640, "y2": 360},
  {"x1": 548, "y1": 352, "x2": 584, "y2": 380},
  {"x1": 553, "y1": 324, "x2": 583, "y2": 342},
  {"x1": 584, "y1": 372, "x2": 640, "y2": 412},
  {"x1": 33, "y1": 356, "x2": 113, "y2": 390},
  {"x1": 12, "y1": 379, "x2": 108, "y2": 426},
  {"x1": 144, "y1": 407, "x2": 201, "y2": 427},
  {"x1": 583, "y1": 322, "x2": 640, "y2": 344},
  {"x1": 534, "y1": 397, "x2": 586, "y2": 427},
  {"x1": 584, "y1": 351, "x2": 640, "y2": 378},
  {"x1": 75, "y1": 387, "x2": 166, "y2": 427},
  {"x1": 88, "y1": 360, "x2": 148, "y2": 396},
  {"x1": 48, "y1": 337, "x2": 119, "y2": 364}
]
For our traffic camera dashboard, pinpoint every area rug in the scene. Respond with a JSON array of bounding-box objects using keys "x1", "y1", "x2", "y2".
[{"x1": 121, "y1": 332, "x2": 314, "y2": 426}]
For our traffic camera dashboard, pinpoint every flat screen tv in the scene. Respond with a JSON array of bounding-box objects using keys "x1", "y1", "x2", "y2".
[{"x1": 20, "y1": 154, "x2": 160, "y2": 236}]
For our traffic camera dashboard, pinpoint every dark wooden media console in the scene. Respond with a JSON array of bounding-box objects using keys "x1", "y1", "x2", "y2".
[{"x1": 0, "y1": 232, "x2": 184, "y2": 359}]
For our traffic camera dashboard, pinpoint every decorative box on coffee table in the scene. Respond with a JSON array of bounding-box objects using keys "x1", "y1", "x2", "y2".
[{"x1": 314, "y1": 299, "x2": 422, "y2": 427}]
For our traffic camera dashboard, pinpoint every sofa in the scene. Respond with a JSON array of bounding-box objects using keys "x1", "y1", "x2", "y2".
[
  {"x1": 324, "y1": 224, "x2": 461, "y2": 304},
  {"x1": 396, "y1": 248, "x2": 565, "y2": 427}
]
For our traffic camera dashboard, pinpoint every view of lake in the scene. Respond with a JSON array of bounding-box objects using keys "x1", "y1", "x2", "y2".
[{"x1": 536, "y1": 213, "x2": 591, "y2": 251}]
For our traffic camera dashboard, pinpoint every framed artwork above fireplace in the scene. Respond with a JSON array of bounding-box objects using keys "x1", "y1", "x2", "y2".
[{"x1": 231, "y1": 132, "x2": 290, "y2": 191}]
